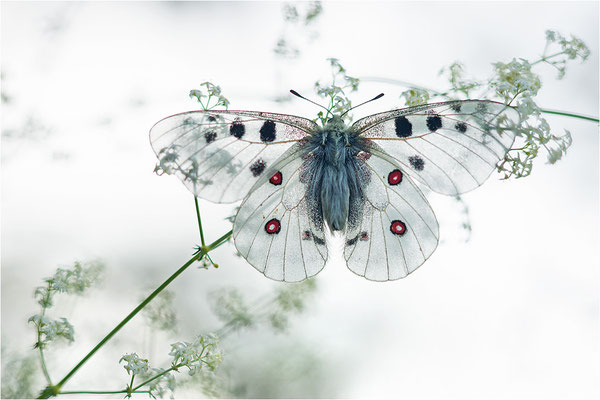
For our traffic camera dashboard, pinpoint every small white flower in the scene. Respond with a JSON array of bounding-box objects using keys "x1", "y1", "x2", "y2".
[
  {"x1": 516, "y1": 97, "x2": 540, "y2": 118},
  {"x1": 169, "y1": 334, "x2": 222, "y2": 374},
  {"x1": 29, "y1": 315, "x2": 74, "y2": 343},
  {"x1": 492, "y1": 58, "x2": 542, "y2": 101},
  {"x1": 119, "y1": 353, "x2": 150, "y2": 375}
]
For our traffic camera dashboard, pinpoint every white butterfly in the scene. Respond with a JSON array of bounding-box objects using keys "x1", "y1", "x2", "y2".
[{"x1": 150, "y1": 97, "x2": 520, "y2": 282}]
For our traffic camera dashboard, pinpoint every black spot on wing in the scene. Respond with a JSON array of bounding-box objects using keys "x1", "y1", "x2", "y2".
[
  {"x1": 451, "y1": 103, "x2": 462, "y2": 112},
  {"x1": 455, "y1": 122, "x2": 467, "y2": 133},
  {"x1": 259, "y1": 120, "x2": 277, "y2": 143},
  {"x1": 426, "y1": 115, "x2": 442, "y2": 131},
  {"x1": 346, "y1": 235, "x2": 358, "y2": 246},
  {"x1": 409, "y1": 155, "x2": 425, "y2": 171},
  {"x1": 230, "y1": 121, "x2": 245, "y2": 138},
  {"x1": 313, "y1": 235, "x2": 325, "y2": 246},
  {"x1": 204, "y1": 130, "x2": 217, "y2": 143},
  {"x1": 394, "y1": 116, "x2": 412, "y2": 138},
  {"x1": 249, "y1": 159, "x2": 266, "y2": 177},
  {"x1": 207, "y1": 115, "x2": 217, "y2": 122}
]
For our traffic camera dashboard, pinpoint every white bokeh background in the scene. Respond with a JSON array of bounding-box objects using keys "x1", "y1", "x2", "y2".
[{"x1": 2, "y1": 1, "x2": 598, "y2": 398}]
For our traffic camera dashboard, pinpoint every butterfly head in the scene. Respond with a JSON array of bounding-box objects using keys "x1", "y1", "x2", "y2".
[{"x1": 325, "y1": 115, "x2": 346, "y2": 127}]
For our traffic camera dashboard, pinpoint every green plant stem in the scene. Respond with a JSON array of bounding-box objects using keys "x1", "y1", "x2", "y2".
[
  {"x1": 132, "y1": 365, "x2": 179, "y2": 391},
  {"x1": 539, "y1": 108, "x2": 599, "y2": 123},
  {"x1": 37, "y1": 285, "x2": 53, "y2": 386},
  {"x1": 41, "y1": 230, "x2": 232, "y2": 398},
  {"x1": 58, "y1": 390, "x2": 129, "y2": 395},
  {"x1": 194, "y1": 197, "x2": 206, "y2": 247},
  {"x1": 38, "y1": 346, "x2": 52, "y2": 387},
  {"x1": 530, "y1": 51, "x2": 564, "y2": 65}
]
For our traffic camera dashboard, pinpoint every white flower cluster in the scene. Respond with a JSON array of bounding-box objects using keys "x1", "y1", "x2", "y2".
[
  {"x1": 28, "y1": 315, "x2": 75, "y2": 345},
  {"x1": 438, "y1": 62, "x2": 481, "y2": 98},
  {"x1": 35, "y1": 261, "x2": 104, "y2": 308},
  {"x1": 119, "y1": 353, "x2": 150, "y2": 376},
  {"x1": 544, "y1": 30, "x2": 590, "y2": 78},
  {"x1": 400, "y1": 88, "x2": 430, "y2": 107},
  {"x1": 409, "y1": 29, "x2": 589, "y2": 179},
  {"x1": 189, "y1": 82, "x2": 230, "y2": 110},
  {"x1": 169, "y1": 334, "x2": 222, "y2": 376},
  {"x1": 314, "y1": 58, "x2": 359, "y2": 124},
  {"x1": 492, "y1": 58, "x2": 542, "y2": 101}
]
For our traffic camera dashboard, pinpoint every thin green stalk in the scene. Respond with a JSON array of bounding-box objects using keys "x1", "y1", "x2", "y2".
[
  {"x1": 208, "y1": 230, "x2": 233, "y2": 251},
  {"x1": 38, "y1": 346, "x2": 52, "y2": 386},
  {"x1": 57, "y1": 390, "x2": 129, "y2": 395},
  {"x1": 37, "y1": 287, "x2": 53, "y2": 386},
  {"x1": 194, "y1": 197, "x2": 206, "y2": 247},
  {"x1": 132, "y1": 365, "x2": 179, "y2": 391},
  {"x1": 539, "y1": 108, "x2": 599, "y2": 123},
  {"x1": 530, "y1": 51, "x2": 564, "y2": 66}
]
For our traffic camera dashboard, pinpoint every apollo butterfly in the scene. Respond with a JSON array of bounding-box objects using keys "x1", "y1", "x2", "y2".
[{"x1": 150, "y1": 92, "x2": 520, "y2": 281}]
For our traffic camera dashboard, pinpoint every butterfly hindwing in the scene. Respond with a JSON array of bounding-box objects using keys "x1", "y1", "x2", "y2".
[
  {"x1": 233, "y1": 143, "x2": 327, "y2": 282},
  {"x1": 352, "y1": 100, "x2": 520, "y2": 195},
  {"x1": 344, "y1": 148, "x2": 439, "y2": 281},
  {"x1": 150, "y1": 110, "x2": 318, "y2": 203}
]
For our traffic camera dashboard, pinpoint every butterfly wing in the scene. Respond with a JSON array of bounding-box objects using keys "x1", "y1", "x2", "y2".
[
  {"x1": 351, "y1": 100, "x2": 521, "y2": 195},
  {"x1": 233, "y1": 142, "x2": 327, "y2": 282},
  {"x1": 344, "y1": 146, "x2": 439, "y2": 281},
  {"x1": 150, "y1": 110, "x2": 319, "y2": 203}
]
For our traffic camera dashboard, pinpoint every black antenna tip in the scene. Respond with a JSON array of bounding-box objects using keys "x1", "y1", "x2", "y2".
[
  {"x1": 290, "y1": 89, "x2": 302, "y2": 98},
  {"x1": 374, "y1": 93, "x2": 384, "y2": 100}
]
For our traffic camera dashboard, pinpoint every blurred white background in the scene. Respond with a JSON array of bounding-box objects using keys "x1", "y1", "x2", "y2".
[{"x1": 2, "y1": 1, "x2": 598, "y2": 398}]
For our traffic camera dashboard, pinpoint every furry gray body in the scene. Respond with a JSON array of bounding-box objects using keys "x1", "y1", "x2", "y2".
[{"x1": 301, "y1": 117, "x2": 369, "y2": 232}]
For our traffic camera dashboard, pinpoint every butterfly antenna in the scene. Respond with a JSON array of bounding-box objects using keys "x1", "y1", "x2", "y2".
[
  {"x1": 290, "y1": 90, "x2": 331, "y2": 117},
  {"x1": 340, "y1": 93, "x2": 385, "y2": 117}
]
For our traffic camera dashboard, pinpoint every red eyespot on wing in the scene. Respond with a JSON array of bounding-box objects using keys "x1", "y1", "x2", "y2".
[
  {"x1": 390, "y1": 220, "x2": 406, "y2": 236},
  {"x1": 269, "y1": 171, "x2": 282, "y2": 185},
  {"x1": 387, "y1": 169, "x2": 403, "y2": 185},
  {"x1": 265, "y1": 218, "x2": 281, "y2": 234}
]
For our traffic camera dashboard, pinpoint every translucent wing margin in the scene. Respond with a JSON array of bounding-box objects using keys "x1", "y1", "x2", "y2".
[
  {"x1": 344, "y1": 148, "x2": 439, "y2": 281},
  {"x1": 233, "y1": 143, "x2": 327, "y2": 282},
  {"x1": 150, "y1": 110, "x2": 319, "y2": 203},
  {"x1": 351, "y1": 100, "x2": 521, "y2": 195}
]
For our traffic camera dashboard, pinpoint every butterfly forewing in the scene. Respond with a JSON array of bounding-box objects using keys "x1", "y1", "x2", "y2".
[
  {"x1": 150, "y1": 110, "x2": 318, "y2": 203},
  {"x1": 233, "y1": 143, "x2": 327, "y2": 282},
  {"x1": 352, "y1": 100, "x2": 521, "y2": 195},
  {"x1": 345, "y1": 149, "x2": 439, "y2": 281}
]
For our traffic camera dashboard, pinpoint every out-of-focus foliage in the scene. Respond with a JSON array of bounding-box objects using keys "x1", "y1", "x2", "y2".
[
  {"x1": 142, "y1": 290, "x2": 178, "y2": 333},
  {"x1": 274, "y1": 1, "x2": 323, "y2": 59},
  {"x1": 1, "y1": 349, "x2": 38, "y2": 399}
]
